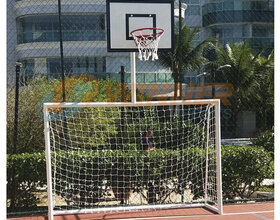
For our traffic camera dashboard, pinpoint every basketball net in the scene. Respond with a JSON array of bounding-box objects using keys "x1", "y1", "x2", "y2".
[{"x1": 131, "y1": 28, "x2": 164, "y2": 61}]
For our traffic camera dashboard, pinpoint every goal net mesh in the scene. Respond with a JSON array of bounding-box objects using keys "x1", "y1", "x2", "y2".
[{"x1": 45, "y1": 102, "x2": 219, "y2": 213}]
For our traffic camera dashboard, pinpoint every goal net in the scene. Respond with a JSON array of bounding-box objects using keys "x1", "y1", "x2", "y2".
[{"x1": 44, "y1": 100, "x2": 222, "y2": 218}]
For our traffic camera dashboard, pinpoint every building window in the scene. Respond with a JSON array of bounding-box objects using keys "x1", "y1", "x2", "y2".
[
  {"x1": 252, "y1": 25, "x2": 274, "y2": 38},
  {"x1": 17, "y1": 14, "x2": 106, "y2": 44},
  {"x1": 21, "y1": 59, "x2": 35, "y2": 75},
  {"x1": 185, "y1": 0, "x2": 200, "y2": 4},
  {"x1": 186, "y1": 5, "x2": 201, "y2": 16},
  {"x1": 203, "y1": 1, "x2": 274, "y2": 27},
  {"x1": 47, "y1": 57, "x2": 106, "y2": 77},
  {"x1": 223, "y1": 2, "x2": 234, "y2": 11},
  {"x1": 185, "y1": 0, "x2": 200, "y2": 16}
]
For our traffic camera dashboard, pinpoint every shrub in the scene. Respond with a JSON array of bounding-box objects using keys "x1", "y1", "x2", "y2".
[
  {"x1": 7, "y1": 153, "x2": 46, "y2": 208},
  {"x1": 7, "y1": 76, "x2": 129, "y2": 154},
  {"x1": 251, "y1": 127, "x2": 274, "y2": 157},
  {"x1": 7, "y1": 78, "x2": 58, "y2": 154},
  {"x1": 222, "y1": 146, "x2": 273, "y2": 199},
  {"x1": 7, "y1": 146, "x2": 273, "y2": 208}
]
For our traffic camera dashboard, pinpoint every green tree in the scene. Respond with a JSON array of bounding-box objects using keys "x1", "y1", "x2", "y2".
[
  {"x1": 205, "y1": 42, "x2": 274, "y2": 129},
  {"x1": 7, "y1": 76, "x2": 126, "y2": 153},
  {"x1": 160, "y1": 25, "x2": 216, "y2": 99},
  {"x1": 251, "y1": 51, "x2": 274, "y2": 129}
]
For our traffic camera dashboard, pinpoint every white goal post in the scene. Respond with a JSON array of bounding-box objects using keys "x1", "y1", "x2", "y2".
[{"x1": 44, "y1": 100, "x2": 223, "y2": 220}]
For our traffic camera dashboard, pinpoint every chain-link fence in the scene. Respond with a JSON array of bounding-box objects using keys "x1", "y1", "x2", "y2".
[{"x1": 7, "y1": 0, "x2": 274, "y2": 213}]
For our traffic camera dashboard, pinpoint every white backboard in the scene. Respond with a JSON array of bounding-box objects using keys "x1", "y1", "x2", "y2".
[{"x1": 107, "y1": 0, "x2": 174, "y2": 52}]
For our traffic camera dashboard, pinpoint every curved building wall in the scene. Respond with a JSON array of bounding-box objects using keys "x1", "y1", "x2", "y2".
[
  {"x1": 17, "y1": 14, "x2": 105, "y2": 44},
  {"x1": 9, "y1": 0, "x2": 174, "y2": 84},
  {"x1": 202, "y1": 0, "x2": 274, "y2": 26},
  {"x1": 200, "y1": 0, "x2": 274, "y2": 54}
]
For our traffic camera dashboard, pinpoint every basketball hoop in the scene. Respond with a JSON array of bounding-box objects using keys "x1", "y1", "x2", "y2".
[{"x1": 130, "y1": 27, "x2": 164, "y2": 61}]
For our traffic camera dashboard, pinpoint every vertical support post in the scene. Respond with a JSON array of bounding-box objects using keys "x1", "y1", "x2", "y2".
[
  {"x1": 13, "y1": 62, "x2": 21, "y2": 156},
  {"x1": 212, "y1": 72, "x2": 215, "y2": 99},
  {"x1": 204, "y1": 106, "x2": 211, "y2": 204},
  {"x1": 178, "y1": 0, "x2": 184, "y2": 203},
  {"x1": 130, "y1": 52, "x2": 137, "y2": 104},
  {"x1": 178, "y1": 0, "x2": 183, "y2": 99},
  {"x1": 58, "y1": 0, "x2": 70, "y2": 203},
  {"x1": 120, "y1": 66, "x2": 125, "y2": 102},
  {"x1": 215, "y1": 100, "x2": 223, "y2": 215},
  {"x1": 120, "y1": 66, "x2": 125, "y2": 147},
  {"x1": 44, "y1": 105, "x2": 54, "y2": 220},
  {"x1": 58, "y1": 0, "x2": 65, "y2": 102},
  {"x1": 10, "y1": 62, "x2": 22, "y2": 208}
]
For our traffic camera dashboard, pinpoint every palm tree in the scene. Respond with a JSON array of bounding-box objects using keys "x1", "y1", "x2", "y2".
[
  {"x1": 205, "y1": 42, "x2": 274, "y2": 129},
  {"x1": 251, "y1": 50, "x2": 274, "y2": 129},
  {"x1": 159, "y1": 25, "x2": 216, "y2": 100}
]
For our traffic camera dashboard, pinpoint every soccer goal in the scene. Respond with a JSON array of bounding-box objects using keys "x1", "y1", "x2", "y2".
[{"x1": 44, "y1": 100, "x2": 223, "y2": 219}]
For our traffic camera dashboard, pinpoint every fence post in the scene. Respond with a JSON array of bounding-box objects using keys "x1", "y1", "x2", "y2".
[
  {"x1": 120, "y1": 66, "x2": 125, "y2": 102},
  {"x1": 10, "y1": 61, "x2": 22, "y2": 208},
  {"x1": 178, "y1": 0, "x2": 183, "y2": 99}
]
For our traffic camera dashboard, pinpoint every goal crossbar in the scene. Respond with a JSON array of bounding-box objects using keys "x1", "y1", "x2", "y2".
[{"x1": 43, "y1": 100, "x2": 220, "y2": 109}]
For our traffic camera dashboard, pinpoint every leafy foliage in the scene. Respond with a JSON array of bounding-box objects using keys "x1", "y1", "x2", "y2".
[
  {"x1": 7, "y1": 153, "x2": 46, "y2": 208},
  {"x1": 205, "y1": 42, "x2": 274, "y2": 130},
  {"x1": 222, "y1": 146, "x2": 273, "y2": 199},
  {"x1": 7, "y1": 77, "x2": 58, "y2": 154},
  {"x1": 251, "y1": 127, "x2": 274, "y2": 157},
  {"x1": 7, "y1": 76, "x2": 127, "y2": 153},
  {"x1": 7, "y1": 146, "x2": 273, "y2": 208},
  {"x1": 159, "y1": 24, "x2": 216, "y2": 99}
]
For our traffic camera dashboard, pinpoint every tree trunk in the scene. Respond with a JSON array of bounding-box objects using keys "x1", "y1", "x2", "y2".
[
  {"x1": 179, "y1": 82, "x2": 183, "y2": 99},
  {"x1": 174, "y1": 82, "x2": 178, "y2": 100},
  {"x1": 173, "y1": 70, "x2": 179, "y2": 100}
]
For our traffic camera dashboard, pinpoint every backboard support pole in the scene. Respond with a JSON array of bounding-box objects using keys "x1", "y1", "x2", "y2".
[{"x1": 130, "y1": 52, "x2": 137, "y2": 104}]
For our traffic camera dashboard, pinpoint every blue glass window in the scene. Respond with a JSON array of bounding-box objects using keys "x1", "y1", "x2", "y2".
[
  {"x1": 252, "y1": 25, "x2": 274, "y2": 38},
  {"x1": 185, "y1": 0, "x2": 199, "y2": 4},
  {"x1": 223, "y1": 2, "x2": 234, "y2": 10},
  {"x1": 47, "y1": 57, "x2": 106, "y2": 76},
  {"x1": 17, "y1": 14, "x2": 106, "y2": 44},
  {"x1": 22, "y1": 59, "x2": 34, "y2": 75},
  {"x1": 216, "y1": 2, "x2": 223, "y2": 11},
  {"x1": 186, "y1": 5, "x2": 200, "y2": 16}
]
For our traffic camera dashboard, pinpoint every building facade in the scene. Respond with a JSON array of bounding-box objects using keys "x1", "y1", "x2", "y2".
[
  {"x1": 185, "y1": 0, "x2": 274, "y2": 54},
  {"x1": 8, "y1": 0, "x2": 187, "y2": 85},
  {"x1": 7, "y1": 0, "x2": 273, "y2": 84}
]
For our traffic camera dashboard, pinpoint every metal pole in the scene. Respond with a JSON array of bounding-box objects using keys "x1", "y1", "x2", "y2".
[
  {"x1": 204, "y1": 106, "x2": 211, "y2": 205},
  {"x1": 178, "y1": 0, "x2": 184, "y2": 203},
  {"x1": 58, "y1": 0, "x2": 69, "y2": 205},
  {"x1": 44, "y1": 106, "x2": 54, "y2": 220},
  {"x1": 178, "y1": 0, "x2": 183, "y2": 100},
  {"x1": 58, "y1": 0, "x2": 66, "y2": 102},
  {"x1": 130, "y1": 52, "x2": 137, "y2": 104},
  {"x1": 13, "y1": 62, "x2": 21, "y2": 155},
  {"x1": 120, "y1": 66, "x2": 125, "y2": 147},
  {"x1": 215, "y1": 100, "x2": 223, "y2": 215},
  {"x1": 120, "y1": 66, "x2": 125, "y2": 102},
  {"x1": 11, "y1": 61, "x2": 22, "y2": 208},
  {"x1": 212, "y1": 72, "x2": 215, "y2": 98}
]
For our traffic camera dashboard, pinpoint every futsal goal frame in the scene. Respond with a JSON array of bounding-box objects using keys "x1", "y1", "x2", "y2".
[{"x1": 44, "y1": 99, "x2": 223, "y2": 220}]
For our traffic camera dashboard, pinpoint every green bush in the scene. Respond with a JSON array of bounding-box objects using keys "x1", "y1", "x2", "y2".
[
  {"x1": 7, "y1": 146, "x2": 273, "y2": 208},
  {"x1": 222, "y1": 146, "x2": 273, "y2": 199},
  {"x1": 7, "y1": 78, "x2": 58, "y2": 154},
  {"x1": 251, "y1": 127, "x2": 274, "y2": 157},
  {"x1": 7, "y1": 152, "x2": 46, "y2": 208},
  {"x1": 7, "y1": 76, "x2": 127, "y2": 154}
]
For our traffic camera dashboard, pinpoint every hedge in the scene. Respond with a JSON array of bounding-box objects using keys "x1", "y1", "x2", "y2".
[{"x1": 7, "y1": 146, "x2": 273, "y2": 208}]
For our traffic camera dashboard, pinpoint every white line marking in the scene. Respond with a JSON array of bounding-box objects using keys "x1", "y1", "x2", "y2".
[
  {"x1": 116, "y1": 210, "x2": 274, "y2": 220},
  {"x1": 223, "y1": 210, "x2": 274, "y2": 215},
  {"x1": 252, "y1": 213, "x2": 272, "y2": 220}
]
